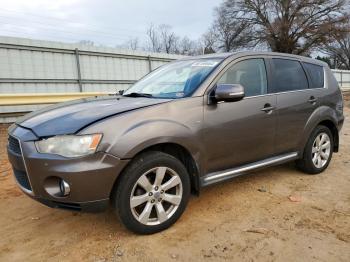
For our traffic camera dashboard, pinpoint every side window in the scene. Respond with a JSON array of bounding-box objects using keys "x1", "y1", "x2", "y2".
[
  {"x1": 272, "y1": 59, "x2": 308, "y2": 92},
  {"x1": 303, "y1": 63, "x2": 324, "y2": 89},
  {"x1": 217, "y1": 59, "x2": 267, "y2": 97}
]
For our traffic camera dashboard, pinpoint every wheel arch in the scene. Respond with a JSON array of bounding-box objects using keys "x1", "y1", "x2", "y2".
[
  {"x1": 110, "y1": 142, "x2": 201, "y2": 198},
  {"x1": 317, "y1": 119, "x2": 339, "y2": 152},
  {"x1": 300, "y1": 117, "x2": 339, "y2": 157}
]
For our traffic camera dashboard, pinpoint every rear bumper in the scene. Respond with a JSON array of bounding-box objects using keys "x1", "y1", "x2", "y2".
[{"x1": 7, "y1": 124, "x2": 129, "y2": 212}]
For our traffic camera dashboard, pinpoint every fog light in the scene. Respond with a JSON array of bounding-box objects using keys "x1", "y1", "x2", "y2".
[{"x1": 59, "y1": 179, "x2": 70, "y2": 196}]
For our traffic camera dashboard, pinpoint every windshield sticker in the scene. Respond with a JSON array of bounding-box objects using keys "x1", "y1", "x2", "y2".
[{"x1": 192, "y1": 61, "x2": 219, "y2": 67}]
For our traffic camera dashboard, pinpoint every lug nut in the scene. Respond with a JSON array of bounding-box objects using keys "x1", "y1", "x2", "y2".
[
  {"x1": 151, "y1": 199, "x2": 155, "y2": 203},
  {"x1": 154, "y1": 186, "x2": 159, "y2": 191},
  {"x1": 149, "y1": 192, "x2": 153, "y2": 196},
  {"x1": 160, "y1": 190, "x2": 164, "y2": 194},
  {"x1": 158, "y1": 198, "x2": 162, "y2": 202}
]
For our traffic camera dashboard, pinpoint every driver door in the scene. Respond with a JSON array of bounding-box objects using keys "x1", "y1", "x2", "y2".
[{"x1": 202, "y1": 58, "x2": 277, "y2": 173}]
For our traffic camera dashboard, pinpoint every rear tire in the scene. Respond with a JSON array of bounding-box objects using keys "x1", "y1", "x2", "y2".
[
  {"x1": 112, "y1": 151, "x2": 190, "y2": 234},
  {"x1": 296, "y1": 125, "x2": 333, "y2": 174}
]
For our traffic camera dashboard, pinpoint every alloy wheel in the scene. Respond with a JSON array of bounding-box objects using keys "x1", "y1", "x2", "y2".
[
  {"x1": 130, "y1": 167, "x2": 183, "y2": 226},
  {"x1": 311, "y1": 132, "x2": 331, "y2": 169}
]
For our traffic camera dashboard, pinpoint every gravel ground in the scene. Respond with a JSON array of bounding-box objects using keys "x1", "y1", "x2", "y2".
[{"x1": 0, "y1": 100, "x2": 349, "y2": 262}]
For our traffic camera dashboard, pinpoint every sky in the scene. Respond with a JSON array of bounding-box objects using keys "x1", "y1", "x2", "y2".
[{"x1": 0, "y1": 0, "x2": 221, "y2": 47}]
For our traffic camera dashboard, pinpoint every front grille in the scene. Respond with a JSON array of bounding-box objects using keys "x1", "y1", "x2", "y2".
[
  {"x1": 13, "y1": 168, "x2": 32, "y2": 191},
  {"x1": 8, "y1": 136, "x2": 21, "y2": 155}
]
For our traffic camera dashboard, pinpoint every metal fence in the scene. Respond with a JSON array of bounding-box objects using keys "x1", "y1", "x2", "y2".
[
  {"x1": 332, "y1": 69, "x2": 350, "y2": 91},
  {"x1": 0, "y1": 36, "x2": 350, "y2": 123}
]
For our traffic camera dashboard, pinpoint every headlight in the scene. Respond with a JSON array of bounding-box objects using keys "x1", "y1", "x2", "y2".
[{"x1": 35, "y1": 134, "x2": 102, "y2": 157}]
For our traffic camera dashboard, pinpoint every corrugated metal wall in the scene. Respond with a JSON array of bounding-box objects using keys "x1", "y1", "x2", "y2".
[
  {"x1": 332, "y1": 69, "x2": 350, "y2": 90},
  {"x1": 0, "y1": 36, "x2": 183, "y2": 122}
]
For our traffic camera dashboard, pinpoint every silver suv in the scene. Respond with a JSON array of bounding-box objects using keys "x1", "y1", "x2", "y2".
[{"x1": 7, "y1": 52, "x2": 344, "y2": 234}]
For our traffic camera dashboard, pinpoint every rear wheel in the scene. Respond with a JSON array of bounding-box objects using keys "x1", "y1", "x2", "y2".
[
  {"x1": 113, "y1": 151, "x2": 190, "y2": 234},
  {"x1": 296, "y1": 125, "x2": 334, "y2": 174}
]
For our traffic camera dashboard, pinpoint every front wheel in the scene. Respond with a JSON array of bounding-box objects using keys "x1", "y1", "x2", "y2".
[
  {"x1": 296, "y1": 125, "x2": 334, "y2": 174},
  {"x1": 113, "y1": 151, "x2": 190, "y2": 234}
]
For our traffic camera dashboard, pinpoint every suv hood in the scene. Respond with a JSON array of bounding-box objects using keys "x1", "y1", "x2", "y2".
[{"x1": 16, "y1": 95, "x2": 171, "y2": 137}]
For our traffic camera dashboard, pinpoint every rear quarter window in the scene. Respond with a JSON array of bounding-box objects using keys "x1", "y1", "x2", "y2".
[{"x1": 303, "y1": 63, "x2": 324, "y2": 89}]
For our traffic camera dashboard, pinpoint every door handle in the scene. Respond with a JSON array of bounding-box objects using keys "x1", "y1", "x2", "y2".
[
  {"x1": 261, "y1": 103, "x2": 275, "y2": 113},
  {"x1": 308, "y1": 96, "x2": 317, "y2": 104}
]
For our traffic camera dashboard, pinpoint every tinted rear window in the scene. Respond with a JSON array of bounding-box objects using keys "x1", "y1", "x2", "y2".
[
  {"x1": 272, "y1": 59, "x2": 308, "y2": 92},
  {"x1": 303, "y1": 63, "x2": 324, "y2": 89}
]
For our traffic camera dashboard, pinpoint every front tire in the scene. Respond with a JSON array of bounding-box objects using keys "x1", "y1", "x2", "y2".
[
  {"x1": 113, "y1": 151, "x2": 190, "y2": 234},
  {"x1": 296, "y1": 125, "x2": 334, "y2": 174}
]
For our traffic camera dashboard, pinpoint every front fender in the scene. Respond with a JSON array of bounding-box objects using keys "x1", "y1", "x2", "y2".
[
  {"x1": 79, "y1": 96, "x2": 205, "y2": 169},
  {"x1": 110, "y1": 119, "x2": 202, "y2": 160}
]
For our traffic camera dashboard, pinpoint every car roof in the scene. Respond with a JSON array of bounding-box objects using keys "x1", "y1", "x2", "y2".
[{"x1": 182, "y1": 51, "x2": 328, "y2": 67}]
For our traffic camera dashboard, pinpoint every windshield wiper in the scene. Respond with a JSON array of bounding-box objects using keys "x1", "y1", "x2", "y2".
[{"x1": 123, "y1": 92, "x2": 153, "y2": 98}]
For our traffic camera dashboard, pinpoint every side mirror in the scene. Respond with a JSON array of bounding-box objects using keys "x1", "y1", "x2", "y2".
[
  {"x1": 118, "y1": 90, "x2": 124, "y2": 95},
  {"x1": 214, "y1": 84, "x2": 245, "y2": 103}
]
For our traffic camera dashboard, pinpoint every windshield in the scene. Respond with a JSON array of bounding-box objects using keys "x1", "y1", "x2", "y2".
[{"x1": 123, "y1": 58, "x2": 222, "y2": 99}]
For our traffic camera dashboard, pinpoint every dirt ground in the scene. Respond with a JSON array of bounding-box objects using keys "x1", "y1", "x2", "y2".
[{"x1": 1, "y1": 101, "x2": 350, "y2": 262}]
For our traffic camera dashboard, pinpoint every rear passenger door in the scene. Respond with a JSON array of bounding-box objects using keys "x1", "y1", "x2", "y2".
[{"x1": 270, "y1": 58, "x2": 324, "y2": 154}]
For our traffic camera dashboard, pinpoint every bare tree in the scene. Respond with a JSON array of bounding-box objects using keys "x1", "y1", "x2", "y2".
[
  {"x1": 121, "y1": 37, "x2": 140, "y2": 51},
  {"x1": 211, "y1": 3, "x2": 253, "y2": 52},
  {"x1": 146, "y1": 24, "x2": 178, "y2": 53},
  {"x1": 145, "y1": 24, "x2": 202, "y2": 55},
  {"x1": 212, "y1": 0, "x2": 349, "y2": 55},
  {"x1": 146, "y1": 23, "x2": 162, "y2": 52},
  {"x1": 322, "y1": 25, "x2": 350, "y2": 69},
  {"x1": 157, "y1": 24, "x2": 178, "y2": 54},
  {"x1": 201, "y1": 29, "x2": 217, "y2": 54},
  {"x1": 176, "y1": 36, "x2": 203, "y2": 55},
  {"x1": 79, "y1": 40, "x2": 95, "y2": 46}
]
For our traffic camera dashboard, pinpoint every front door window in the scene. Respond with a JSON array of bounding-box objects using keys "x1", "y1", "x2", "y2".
[{"x1": 217, "y1": 59, "x2": 268, "y2": 97}]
